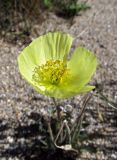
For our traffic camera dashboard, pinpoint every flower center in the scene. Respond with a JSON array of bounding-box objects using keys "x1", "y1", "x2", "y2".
[{"x1": 32, "y1": 60, "x2": 69, "y2": 85}]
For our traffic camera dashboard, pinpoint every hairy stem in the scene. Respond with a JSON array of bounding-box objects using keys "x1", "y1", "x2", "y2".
[
  {"x1": 71, "y1": 93, "x2": 92, "y2": 145},
  {"x1": 52, "y1": 97, "x2": 60, "y2": 120},
  {"x1": 47, "y1": 120, "x2": 54, "y2": 142}
]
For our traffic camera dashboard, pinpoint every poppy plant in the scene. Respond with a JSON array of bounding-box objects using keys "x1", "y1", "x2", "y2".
[{"x1": 18, "y1": 32, "x2": 97, "y2": 98}]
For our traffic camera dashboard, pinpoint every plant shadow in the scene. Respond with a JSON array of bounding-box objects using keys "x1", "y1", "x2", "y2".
[{"x1": 0, "y1": 112, "x2": 77, "y2": 160}]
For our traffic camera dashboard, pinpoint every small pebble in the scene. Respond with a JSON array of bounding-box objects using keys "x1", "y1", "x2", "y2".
[
  {"x1": 7, "y1": 136, "x2": 14, "y2": 143},
  {"x1": 111, "y1": 154, "x2": 117, "y2": 159}
]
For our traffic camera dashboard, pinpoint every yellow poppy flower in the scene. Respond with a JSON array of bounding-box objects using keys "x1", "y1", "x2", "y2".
[{"x1": 18, "y1": 32, "x2": 97, "y2": 99}]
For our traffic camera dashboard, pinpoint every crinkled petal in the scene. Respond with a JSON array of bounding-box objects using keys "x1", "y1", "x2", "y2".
[
  {"x1": 18, "y1": 49, "x2": 36, "y2": 84},
  {"x1": 67, "y1": 47, "x2": 97, "y2": 87},
  {"x1": 33, "y1": 84, "x2": 71, "y2": 99},
  {"x1": 33, "y1": 81, "x2": 94, "y2": 99},
  {"x1": 18, "y1": 32, "x2": 73, "y2": 84},
  {"x1": 55, "y1": 82, "x2": 95, "y2": 98},
  {"x1": 29, "y1": 32, "x2": 73, "y2": 64},
  {"x1": 38, "y1": 32, "x2": 73, "y2": 61}
]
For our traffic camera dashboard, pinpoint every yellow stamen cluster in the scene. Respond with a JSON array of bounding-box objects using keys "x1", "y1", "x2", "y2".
[{"x1": 32, "y1": 60, "x2": 69, "y2": 85}]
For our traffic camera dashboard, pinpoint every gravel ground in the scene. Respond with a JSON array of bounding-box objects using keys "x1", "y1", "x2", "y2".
[{"x1": 0, "y1": 0, "x2": 117, "y2": 159}]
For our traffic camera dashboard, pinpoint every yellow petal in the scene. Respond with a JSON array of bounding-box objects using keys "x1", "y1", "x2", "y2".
[
  {"x1": 18, "y1": 32, "x2": 73, "y2": 85},
  {"x1": 67, "y1": 47, "x2": 97, "y2": 87}
]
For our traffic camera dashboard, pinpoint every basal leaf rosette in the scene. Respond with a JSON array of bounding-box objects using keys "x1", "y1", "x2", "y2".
[{"x1": 18, "y1": 32, "x2": 97, "y2": 99}]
